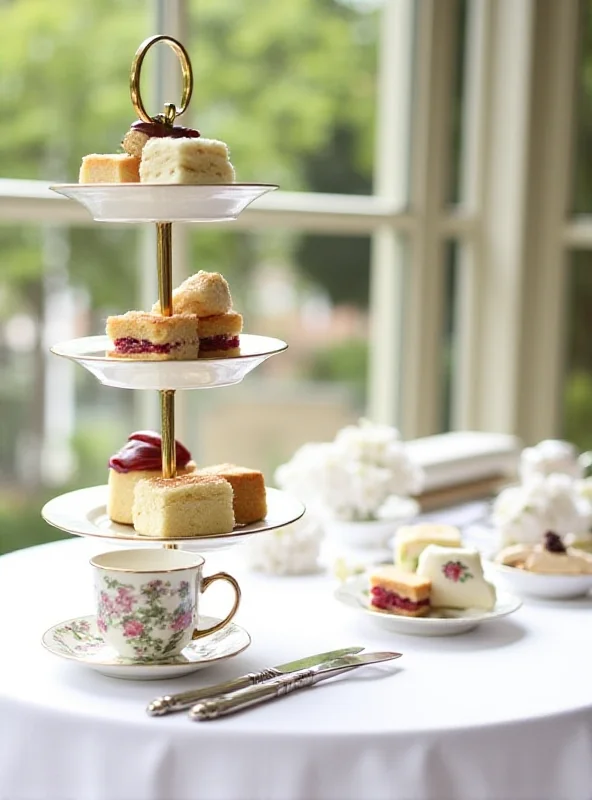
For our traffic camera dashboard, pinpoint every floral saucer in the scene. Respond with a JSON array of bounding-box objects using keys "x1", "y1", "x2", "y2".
[
  {"x1": 42, "y1": 614, "x2": 251, "y2": 680},
  {"x1": 334, "y1": 575, "x2": 521, "y2": 636}
]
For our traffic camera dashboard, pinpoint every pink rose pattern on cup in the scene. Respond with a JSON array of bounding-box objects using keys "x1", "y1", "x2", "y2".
[
  {"x1": 97, "y1": 576, "x2": 194, "y2": 661},
  {"x1": 442, "y1": 561, "x2": 473, "y2": 583}
]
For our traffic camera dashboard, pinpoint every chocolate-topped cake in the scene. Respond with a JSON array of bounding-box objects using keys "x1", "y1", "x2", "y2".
[{"x1": 107, "y1": 431, "x2": 195, "y2": 525}]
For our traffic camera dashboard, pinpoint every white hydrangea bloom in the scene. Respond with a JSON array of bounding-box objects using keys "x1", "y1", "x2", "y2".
[
  {"x1": 520, "y1": 439, "x2": 583, "y2": 482},
  {"x1": 245, "y1": 516, "x2": 323, "y2": 575},
  {"x1": 493, "y1": 472, "x2": 592, "y2": 545},
  {"x1": 274, "y1": 420, "x2": 424, "y2": 522}
]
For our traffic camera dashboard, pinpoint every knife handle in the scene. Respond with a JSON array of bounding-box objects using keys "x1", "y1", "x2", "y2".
[
  {"x1": 189, "y1": 669, "x2": 317, "y2": 721},
  {"x1": 146, "y1": 668, "x2": 280, "y2": 716}
]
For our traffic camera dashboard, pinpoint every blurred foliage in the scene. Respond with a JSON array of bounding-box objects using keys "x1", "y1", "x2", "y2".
[{"x1": 305, "y1": 337, "x2": 368, "y2": 406}]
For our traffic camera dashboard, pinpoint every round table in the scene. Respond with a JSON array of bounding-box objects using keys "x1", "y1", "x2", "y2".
[{"x1": 1, "y1": 538, "x2": 592, "y2": 800}]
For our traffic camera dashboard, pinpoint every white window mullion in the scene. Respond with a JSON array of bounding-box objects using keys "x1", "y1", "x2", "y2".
[
  {"x1": 518, "y1": 0, "x2": 579, "y2": 442},
  {"x1": 472, "y1": 0, "x2": 536, "y2": 435},
  {"x1": 368, "y1": 0, "x2": 414, "y2": 427},
  {"x1": 450, "y1": 0, "x2": 490, "y2": 429},
  {"x1": 396, "y1": 0, "x2": 458, "y2": 438}
]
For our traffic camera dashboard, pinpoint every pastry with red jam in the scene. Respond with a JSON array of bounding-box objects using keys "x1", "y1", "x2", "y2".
[
  {"x1": 105, "y1": 311, "x2": 200, "y2": 360},
  {"x1": 107, "y1": 431, "x2": 195, "y2": 525},
  {"x1": 197, "y1": 311, "x2": 242, "y2": 358},
  {"x1": 369, "y1": 567, "x2": 431, "y2": 617},
  {"x1": 122, "y1": 119, "x2": 201, "y2": 158}
]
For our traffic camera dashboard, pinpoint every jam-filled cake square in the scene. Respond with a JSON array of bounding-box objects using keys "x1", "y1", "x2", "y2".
[
  {"x1": 106, "y1": 311, "x2": 200, "y2": 360},
  {"x1": 369, "y1": 566, "x2": 431, "y2": 617},
  {"x1": 197, "y1": 311, "x2": 242, "y2": 358}
]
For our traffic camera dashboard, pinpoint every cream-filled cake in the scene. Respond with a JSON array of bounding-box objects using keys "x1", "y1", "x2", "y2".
[
  {"x1": 106, "y1": 311, "x2": 200, "y2": 360},
  {"x1": 369, "y1": 566, "x2": 431, "y2": 617},
  {"x1": 394, "y1": 523, "x2": 462, "y2": 572},
  {"x1": 79, "y1": 153, "x2": 140, "y2": 183},
  {"x1": 152, "y1": 271, "x2": 232, "y2": 317},
  {"x1": 417, "y1": 545, "x2": 497, "y2": 610},
  {"x1": 196, "y1": 464, "x2": 267, "y2": 524},
  {"x1": 139, "y1": 137, "x2": 235, "y2": 184},
  {"x1": 197, "y1": 311, "x2": 242, "y2": 358},
  {"x1": 107, "y1": 431, "x2": 195, "y2": 525},
  {"x1": 132, "y1": 474, "x2": 235, "y2": 538},
  {"x1": 495, "y1": 532, "x2": 592, "y2": 574}
]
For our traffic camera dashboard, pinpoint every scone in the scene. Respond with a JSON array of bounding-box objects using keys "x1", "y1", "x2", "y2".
[
  {"x1": 369, "y1": 566, "x2": 431, "y2": 617},
  {"x1": 197, "y1": 464, "x2": 266, "y2": 524},
  {"x1": 139, "y1": 137, "x2": 235, "y2": 184},
  {"x1": 108, "y1": 431, "x2": 195, "y2": 525},
  {"x1": 122, "y1": 119, "x2": 201, "y2": 158},
  {"x1": 198, "y1": 312, "x2": 242, "y2": 358},
  {"x1": 106, "y1": 311, "x2": 200, "y2": 360},
  {"x1": 152, "y1": 271, "x2": 232, "y2": 317},
  {"x1": 79, "y1": 154, "x2": 140, "y2": 183},
  {"x1": 132, "y1": 474, "x2": 235, "y2": 538}
]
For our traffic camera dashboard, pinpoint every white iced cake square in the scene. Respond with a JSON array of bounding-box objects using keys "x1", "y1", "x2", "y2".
[
  {"x1": 416, "y1": 545, "x2": 496, "y2": 610},
  {"x1": 139, "y1": 137, "x2": 235, "y2": 184}
]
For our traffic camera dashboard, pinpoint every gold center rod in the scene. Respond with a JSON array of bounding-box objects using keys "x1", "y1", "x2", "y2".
[{"x1": 156, "y1": 222, "x2": 176, "y2": 479}]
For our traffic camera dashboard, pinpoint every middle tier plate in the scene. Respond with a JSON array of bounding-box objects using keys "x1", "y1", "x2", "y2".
[
  {"x1": 51, "y1": 334, "x2": 287, "y2": 390},
  {"x1": 41, "y1": 485, "x2": 305, "y2": 552}
]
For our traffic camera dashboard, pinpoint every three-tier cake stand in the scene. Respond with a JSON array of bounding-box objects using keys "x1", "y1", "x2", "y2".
[{"x1": 40, "y1": 36, "x2": 305, "y2": 566}]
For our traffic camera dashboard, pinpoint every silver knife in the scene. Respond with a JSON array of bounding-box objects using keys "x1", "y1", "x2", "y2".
[
  {"x1": 146, "y1": 646, "x2": 365, "y2": 716},
  {"x1": 188, "y1": 651, "x2": 402, "y2": 721}
]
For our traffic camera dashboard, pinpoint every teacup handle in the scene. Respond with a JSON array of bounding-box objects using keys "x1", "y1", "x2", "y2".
[{"x1": 192, "y1": 572, "x2": 242, "y2": 639}]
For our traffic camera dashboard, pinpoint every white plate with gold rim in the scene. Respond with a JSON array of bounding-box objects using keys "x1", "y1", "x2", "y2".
[
  {"x1": 50, "y1": 183, "x2": 278, "y2": 223},
  {"x1": 42, "y1": 614, "x2": 251, "y2": 680},
  {"x1": 334, "y1": 575, "x2": 522, "y2": 637},
  {"x1": 41, "y1": 485, "x2": 305, "y2": 552},
  {"x1": 50, "y1": 334, "x2": 287, "y2": 391}
]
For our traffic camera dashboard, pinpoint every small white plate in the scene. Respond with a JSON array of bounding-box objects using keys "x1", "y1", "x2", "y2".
[
  {"x1": 51, "y1": 334, "x2": 287, "y2": 391},
  {"x1": 50, "y1": 183, "x2": 278, "y2": 223},
  {"x1": 42, "y1": 614, "x2": 251, "y2": 680},
  {"x1": 41, "y1": 485, "x2": 305, "y2": 552},
  {"x1": 334, "y1": 575, "x2": 522, "y2": 636},
  {"x1": 488, "y1": 561, "x2": 592, "y2": 600}
]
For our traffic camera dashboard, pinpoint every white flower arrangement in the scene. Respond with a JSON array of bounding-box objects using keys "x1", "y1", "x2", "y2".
[
  {"x1": 519, "y1": 439, "x2": 584, "y2": 483},
  {"x1": 274, "y1": 419, "x2": 424, "y2": 523},
  {"x1": 245, "y1": 515, "x2": 324, "y2": 576},
  {"x1": 493, "y1": 470, "x2": 592, "y2": 546}
]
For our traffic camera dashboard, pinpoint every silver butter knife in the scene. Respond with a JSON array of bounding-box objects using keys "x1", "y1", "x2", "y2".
[
  {"x1": 146, "y1": 646, "x2": 365, "y2": 716},
  {"x1": 188, "y1": 651, "x2": 402, "y2": 721}
]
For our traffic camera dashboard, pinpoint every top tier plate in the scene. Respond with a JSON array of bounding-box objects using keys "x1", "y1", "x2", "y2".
[{"x1": 49, "y1": 183, "x2": 278, "y2": 223}]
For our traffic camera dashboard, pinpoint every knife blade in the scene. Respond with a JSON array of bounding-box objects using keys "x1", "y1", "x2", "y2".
[
  {"x1": 189, "y1": 651, "x2": 402, "y2": 721},
  {"x1": 146, "y1": 646, "x2": 365, "y2": 716}
]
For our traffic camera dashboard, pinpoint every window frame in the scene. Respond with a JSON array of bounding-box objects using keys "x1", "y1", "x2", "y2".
[{"x1": 0, "y1": 0, "x2": 585, "y2": 445}]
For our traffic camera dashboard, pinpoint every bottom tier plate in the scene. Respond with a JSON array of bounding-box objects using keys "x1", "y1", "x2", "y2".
[{"x1": 41, "y1": 485, "x2": 305, "y2": 552}]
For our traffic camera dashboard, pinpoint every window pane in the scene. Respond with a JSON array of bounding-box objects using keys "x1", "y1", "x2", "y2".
[
  {"x1": 0, "y1": 223, "x2": 139, "y2": 554},
  {"x1": 0, "y1": 1, "x2": 148, "y2": 180},
  {"x1": 190, "y1": 0, "x2": 380, "y2": 193},
  {"x1": 185, "y1": 228, "x2": 370, "y2": 472},
  {"x1": 563, "y1": 251, "x2": 592, "y2": 449},
  {"x1": 571, "y1": 0, "x2": 592, "y2": 213}
]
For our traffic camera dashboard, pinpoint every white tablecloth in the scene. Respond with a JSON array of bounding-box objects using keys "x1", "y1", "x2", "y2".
[{"x1": 1, "y1": 537, "x2": 592, "y2": 800}]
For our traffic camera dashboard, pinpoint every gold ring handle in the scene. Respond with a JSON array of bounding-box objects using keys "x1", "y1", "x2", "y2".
[
  {"x1": 130, "y1": 34, "x2": 193, "y2": 124},
  {"x1": 192, "y1": 572, "x2": 242, "y2": 639}
]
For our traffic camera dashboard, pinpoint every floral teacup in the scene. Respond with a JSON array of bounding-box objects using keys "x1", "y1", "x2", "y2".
[{"x1": 90, "y1": 549, "x2": 241, "y2": 663}]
